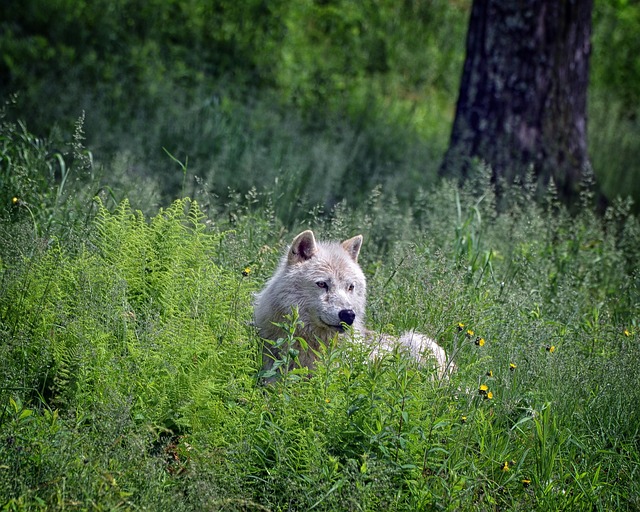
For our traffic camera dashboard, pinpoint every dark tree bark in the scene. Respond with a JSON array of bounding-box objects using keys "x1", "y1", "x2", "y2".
[{"x1": 440, "y1": 0, "x2": 593, "y2": 200}]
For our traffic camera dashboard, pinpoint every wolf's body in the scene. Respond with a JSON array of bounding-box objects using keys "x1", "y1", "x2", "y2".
[{"x1": 254, "y1": 230, "x2": 451, "y2": 379}]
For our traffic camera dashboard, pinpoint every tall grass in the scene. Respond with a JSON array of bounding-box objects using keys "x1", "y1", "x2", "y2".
[
  {"x1": 589, "y1": 90, "x2": 640, "y2": 207},
  {"x1": 1, "y1": 129, "x2": 639, "y2": 510}
]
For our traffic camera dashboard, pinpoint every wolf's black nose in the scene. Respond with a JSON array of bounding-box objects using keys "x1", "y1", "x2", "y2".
[{"x1": 339, "y1": 309, "x2": 356, "y2": 326}]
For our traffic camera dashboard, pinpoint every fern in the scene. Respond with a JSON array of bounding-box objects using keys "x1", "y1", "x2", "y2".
[{"x1": 1, "y1": 198, "x2": 255, "y2": 432}]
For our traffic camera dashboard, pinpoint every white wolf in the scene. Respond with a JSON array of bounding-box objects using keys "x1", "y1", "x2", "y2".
[{"x1": 254, "y1": 230, "x2": 451, "y2": 380}]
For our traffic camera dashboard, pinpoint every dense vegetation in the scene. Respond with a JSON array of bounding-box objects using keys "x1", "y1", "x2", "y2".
[
  {"x1": 1, "y1": 115, "x2": 639, "y2": 510},
  {"x1": 1, "y1": 0, "x2": 640, "y2": 213},
  {"x1": 1, "y1": 1, "x2": 640, "y2": 510}
]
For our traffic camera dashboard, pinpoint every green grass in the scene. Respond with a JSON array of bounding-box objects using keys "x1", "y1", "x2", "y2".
[
  {"x1": 1, "y1": 143, "x2": 639, "y2": 510},
  {"x1": 2, "y1": 3, "x2": 640, "y2": 507}
]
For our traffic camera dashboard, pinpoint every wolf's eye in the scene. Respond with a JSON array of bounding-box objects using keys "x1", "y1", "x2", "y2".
[
  {"x1": 316, "y1": 281, "x2": 328, "y2": 289},
  {"x1": 347, "y1": 283, "x2": 355, "y2": 292}
]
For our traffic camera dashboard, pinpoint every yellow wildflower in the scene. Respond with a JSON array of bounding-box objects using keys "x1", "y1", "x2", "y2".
[
  {"x1": 466, "y1": 329, "x2": 474, "y2": 337},
  {"x1": 509, "y1": 363, "x2": 517, "y2": 371},
  {"x1": 475, "y1": 337, "x2": 485, "y2": 347},
  {"x1": 486, "y1": 391, "x2": 493, "y2": 400},
  {"x1": 624, "y1": 329, "x2": 631, "y2": 337},
  {"x1": 479, "y1": 384, "x2": 489, "y2": 395},
  {"x1": 457, "y1": 322, "x2": 465, "y2": 332},
  {"x1": 242, "y1": 267, "x2": 252, "y2": 276}
]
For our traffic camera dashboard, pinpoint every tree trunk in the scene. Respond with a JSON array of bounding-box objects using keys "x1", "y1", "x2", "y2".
[{"x1": 440, "y1": 0, "x2": 593, "y2": 201}]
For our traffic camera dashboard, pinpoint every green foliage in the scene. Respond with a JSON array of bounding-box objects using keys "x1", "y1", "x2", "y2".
[
  {"x1": 2, "y1": 0, "x2": 640, "y2": 210},
  {"x1": 3, "y1": 196, "x2": 255, "y2": 418},
  {"x1": 1, "y1": 156, "x2": 639, "y2": 509},
  {"x1": 0, "y1": 0, "x2": 282, "y2": 105},
  {"x1": 592, "y1": 0, "x2": 640, "y2": 110},
  {"x1": 0, "y1": 0, "x2": 467, "y2": 220},
  {"x1": 1, "y1": 1, "x2": 640, "y2": 504},
  {"x1": 0, "y1": 105, "x2": 95, "y2": 236},
  {"x1": 273, "y1": 1, "x2": 465, "y2": 114},
  {"x1": 0, "y1": 197, "x2": 259, "y2": 507},
  {"x1": 589, "y1": 90, "x2": 640, "y2": 209}
]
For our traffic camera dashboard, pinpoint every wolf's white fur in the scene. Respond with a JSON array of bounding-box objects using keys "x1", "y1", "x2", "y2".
[{"x1": 254, "y1": 230, "x2": 451, "y2": 379}]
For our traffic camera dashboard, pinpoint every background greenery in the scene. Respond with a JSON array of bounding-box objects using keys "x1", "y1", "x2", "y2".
[
  {"x1": 1, "y1": 0, "x2": 639, "y2": 216},
  {"x1": 1, "y1": 1, "x2": 640, "y2": 510}
]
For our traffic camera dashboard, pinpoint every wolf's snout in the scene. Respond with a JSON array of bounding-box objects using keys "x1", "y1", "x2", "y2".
[{"x1": 338, "y1": 309, "x2": 356, "y2": 326}]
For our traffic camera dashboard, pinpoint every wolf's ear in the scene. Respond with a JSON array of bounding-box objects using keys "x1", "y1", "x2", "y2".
[
  {"x1": 288, "y1": 230, "x2": 318, "y2": 264},
  {"x1": 341, "y1": 235, "x2": 363, "y2": 263}
]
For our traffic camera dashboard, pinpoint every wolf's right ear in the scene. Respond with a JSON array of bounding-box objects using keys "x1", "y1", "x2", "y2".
[{"x1": 288, "y1": 230, "x2": 318, "y2": 264}]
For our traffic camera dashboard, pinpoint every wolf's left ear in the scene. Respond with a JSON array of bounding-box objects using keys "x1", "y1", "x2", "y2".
[{"x1": 342, "y1": 235, "x2": 363, "y2": 262}]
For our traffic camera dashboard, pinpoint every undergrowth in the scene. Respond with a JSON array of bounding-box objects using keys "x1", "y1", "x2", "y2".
[
  {"x1": 1, "y1": 125, "x2": 639, "y2": 511},
  {"x1": 1, "y1": 174, "x2": 639, "y2": 510}
]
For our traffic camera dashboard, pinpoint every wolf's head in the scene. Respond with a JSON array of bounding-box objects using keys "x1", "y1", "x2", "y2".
[{"x1": 254, "y1": 230, "x2": 367, "y2": 343}]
